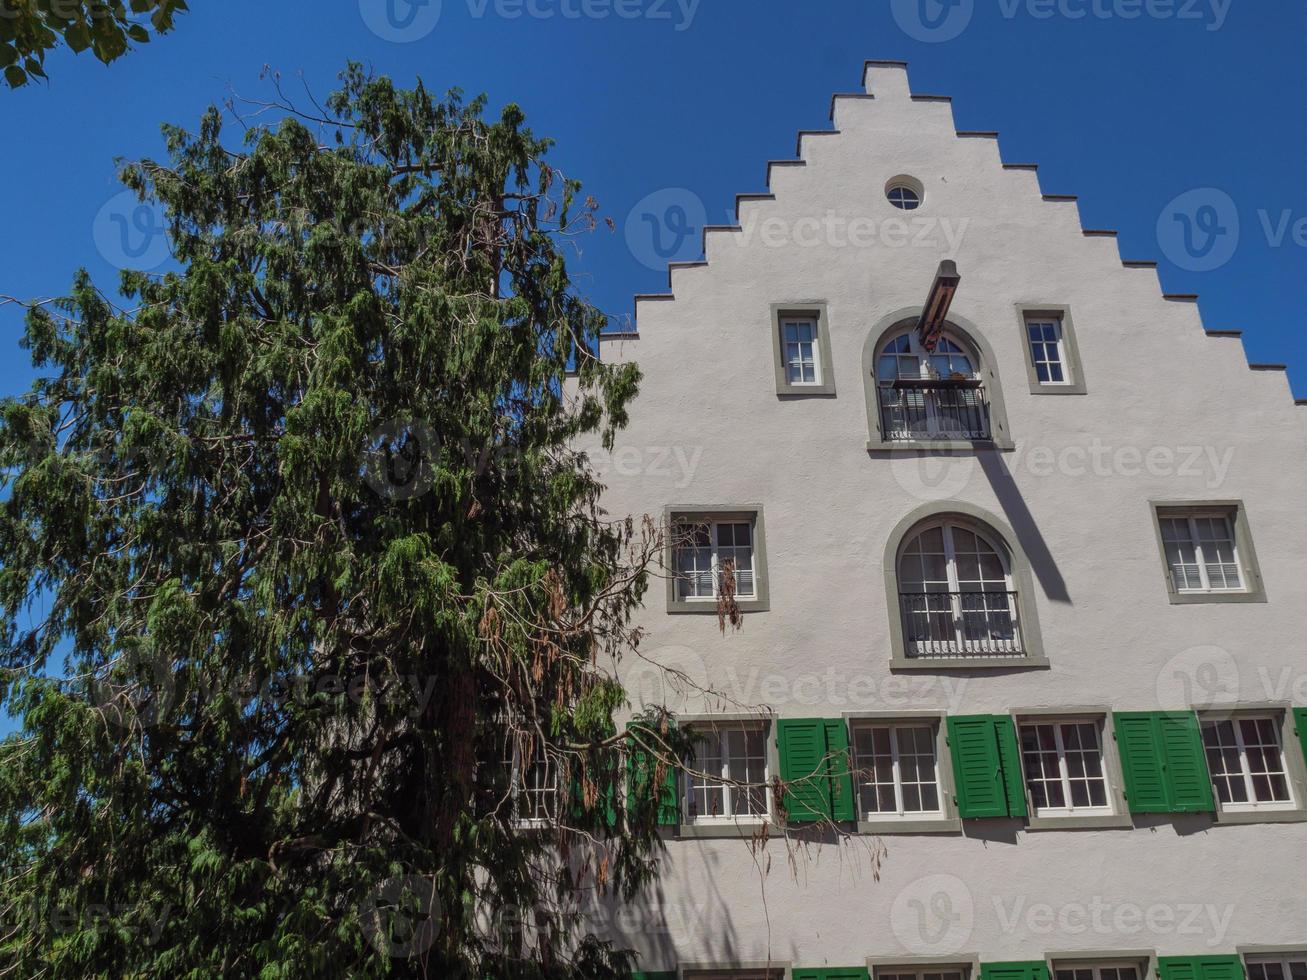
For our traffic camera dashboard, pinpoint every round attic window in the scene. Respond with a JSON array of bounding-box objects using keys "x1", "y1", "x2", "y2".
[{"x1": 886, "y1": 176, "x2": 924, "y2": 211}]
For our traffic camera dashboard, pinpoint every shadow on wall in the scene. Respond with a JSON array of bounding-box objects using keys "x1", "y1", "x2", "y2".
[{"x1": 977, "y1": 451, "x2": 1071, "y2": 605}]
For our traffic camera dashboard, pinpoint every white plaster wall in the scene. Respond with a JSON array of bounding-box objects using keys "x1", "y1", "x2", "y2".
[{"x1": 581, "y1": 63, "x2": 1307, "y2": 973}]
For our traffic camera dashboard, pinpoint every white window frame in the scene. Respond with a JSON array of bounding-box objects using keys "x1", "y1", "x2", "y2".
[
  {"x1": 683, "y1": 722, "x2": 771, "y2": 826},
  {"x1": 852, "y1": 721, "x2": 945, "y2": 822},
  {"x1": 1159, "y1": 511, "x2": 1245, "y2": 594},
  {"x1": 1245, "y1": 954, "x2": 1307, "y2": 980},
  {"x1": 1053, "y1": 962, "x2": 1144, "y2": 980},
  {"x1": 877, "y1": 967, "x2": 967, "y2": 980},
  {"x1": 1025, "y1": 316, "x2": 1071, "y2": 386},
  {"x1": 780, "y1": 315, "x2": 822, "y2": 387},
  {"x1": 506, "y1": 737, "x2": 559, "y2": 827},
  {"x1": 898, "y1": 520, "x2": 1020, "y2": 657},
  {"x1": 1018, "y1": 717, "x2": 1115, "y2": 818},
  {"x1": 1201, "y1": 713, "x2": 1296, "y2": 813},
  {"x1": 675, "y1": 519, "x2": 757, "y2": 602}
]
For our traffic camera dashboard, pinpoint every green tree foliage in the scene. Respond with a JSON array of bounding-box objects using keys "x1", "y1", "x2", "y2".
[
  {"x1": 0, "y1": 64, "x2": 688, "y2": 977},
  {"x1": 0, "y1": 0, "x2": 188, "y2": 87}
]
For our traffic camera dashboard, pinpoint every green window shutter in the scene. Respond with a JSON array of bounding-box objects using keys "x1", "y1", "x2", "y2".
[
  {"x1": 948, "y1": 715, "x2": 1007, "y2": 818},
  {"x1": 1292, "y1": 708, "x2": 1307, "y2": 769},
  {"x1": 823, "y1": 717, "x2": 857, "y2": 822},
  {"x1": 1114, "y1": 712, "x2": 1215, "y2": 814},
  {"x1": 1159, "y1": 956, "x2": 1246, "y2": 980},
  {"x1": 632, "y1": 972, "x2": 678, "y2": 980},
  {"x1": 981, "y1": 962, "x2": 1050, "y2": 980},
  {"x1": 778, "y1": 718, "x2": 833, "y2": 822},
  {"x1": 1158, "y1": 712, "x2": 1216, "y2": 812},
  {"x1": 1114, "y1": 712, "x2": 1171, "y2": 813},
  {"x1": 994, "y1": 714, "x2": 1029, "y2": 818},
  {"x1": 626, "y1": 722, "x2": 680, "y2": 826},
  {"x1": 793, "y1": 970, "x2": 871, "y2": 980}
]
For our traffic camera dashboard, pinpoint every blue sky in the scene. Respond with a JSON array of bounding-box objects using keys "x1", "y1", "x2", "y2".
[{"x1": 0, "y1": 2, "x2": 1303, "y2": 732}]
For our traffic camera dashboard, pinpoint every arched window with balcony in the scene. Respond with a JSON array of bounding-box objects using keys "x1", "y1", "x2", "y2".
[
  {"x1": 861, "y1": 310, "x2": 1014, "y2": 450},
  {"x1": 883, "y1": 504, "x2": 1047, "y2": 669}
]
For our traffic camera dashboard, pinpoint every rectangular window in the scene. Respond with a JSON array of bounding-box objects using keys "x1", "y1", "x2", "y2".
[
  {"x1": 782, "y1": 316, "x2": 821, "y2": 385},
  {"x1": 506, "y1": 738, "x2": 558, "y2": 823},
  {"x1": 675, "y1": 519, "x2": 755, "y2": 601},
  {"x1": 1159, "y1": 512, "x2": 1243, "y2": 593},
  {"x1": 880, "y1": 971, "x2": 966, "y2": 980},
  {"x1": 852, "y1": 722, "x2": 943, "y2": 820},
  {"x1": 1026, "y1": 317, "x2": 1068, "y2": 385},
  {"x1": 1201, "y1": 715, "x2": 1294, "y2": 810},
  {"x1": 1019, "y1": 719, "x2": 1111, "y2": 816},
  {"x1": 1055, "y1": 966, "x2": 1141, "y2": 980},
  {"x1": 685, "y1": 724, "x2": 770, "y2": 823},
  {"x1": 1246, "y1": 957, "x2": 1307, "y2": 980}
]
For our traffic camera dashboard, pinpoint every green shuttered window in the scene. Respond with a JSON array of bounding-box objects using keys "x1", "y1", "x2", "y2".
[
  {"x1": 947, "y1": 715, "x2": 1028, "y2": 818},
  {"x1": 626, "y1": 722, "x2": 681, "y2": 826},
  {"x1": 793, "y1": 969, "x2": 872, "y2": 980},
  {"x1": 777, "y1": 718, "x2": 857, "y2": 822},
  {"x1": 982, "y1": 962, "x2": 1051, "y2": 980},
  {"x1": 1158, "y1": 956, "x2": 1246, "y2": 980},
  {"x1": 1113, "y1": 711, "x2": 1216, "y2": 813},
  {"x1": 1294, "y1": 708, "x2": 1307, "y2": 769}
]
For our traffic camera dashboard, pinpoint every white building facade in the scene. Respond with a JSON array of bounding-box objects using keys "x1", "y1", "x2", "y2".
[{"x1": 589, "y1": 62, "x2": 1307, "y2": 980}]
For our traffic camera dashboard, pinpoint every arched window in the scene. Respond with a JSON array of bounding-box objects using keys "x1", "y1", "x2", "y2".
[
  {"x1": 896, "y1": 518, "x2": 1022, "y2": 658},
  {"x1": 874, "y1": 329, "x2": 990, "y2": 441}
]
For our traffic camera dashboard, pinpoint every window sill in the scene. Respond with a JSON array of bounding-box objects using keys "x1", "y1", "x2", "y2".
[
  {"x1": 668, "y1": 598, "x2": 770, "y2": 615},
  {"x1": 890, "y1": 655, "x2": 1051, "y2": 672},
  {"x1": 857, "y1": 817, "x2": 962, "y2": 835},
  {"x1": 1212, "y1": 807, "x2": 1307, "y2": 826},
  {"x1": 677, "y1": 819, "x2": 772, "y2": 839},
  {"x1": 1165, "y1": 589, "x2": 1267, "y2": 605},
  {"x1": 868, "y1": 437, "x2": 1016, "y2": 453},
  {"x1": 1024, "y1": 812, "x2": 1133, "y2": 831},
  {"x1": 777, "y1": 383, "x2": 837, "y2": 398},
  {"x1": 1027, "y1": 382, "x2": 1088, "y2": 396}
]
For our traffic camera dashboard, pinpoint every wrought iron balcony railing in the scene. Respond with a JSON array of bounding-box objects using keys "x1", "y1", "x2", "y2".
[
  {"x1": 899, "y1": 590, "x2": 1024, "y2": 659},
  {"x1": 878, "y1": 378, "x2": 991, "y2": 442}
]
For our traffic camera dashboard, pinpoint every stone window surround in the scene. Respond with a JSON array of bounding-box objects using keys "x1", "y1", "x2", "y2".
[
  {"x1": 674, "y1": 711, "x2": 780, "y2": 840},
  {"x1": 862, "y1": 306, "x2": 1017, "y2": 452},
  {"x1": 1148, "y1": 500, "x2": 1267, "y2": 605},
  {"x1": 1008, "y1": 706, "x2": 1133, "y2": 831},
  {"x1": 868, "y1": 955, "x2": 983, "y2": 980},
  {"x1": 664, "y1": 505, "x2": 770, "y2": 615},
  {"x1": 845, "y1": 709, "x2": 964, "y2": 835},
  {"x1": 883, "y1": 501, "x2": 1049, "y2": 671},
  {"x1": 771, "y1": 302, "x2": 837, "y2": 397},
  {"x1": 1195, "y1": 702, "x2": 1307, "y2": 826},
  {"x1": 1045, "y1": 950, "x2": 1159, "y2": 980},
  {"x1": 1016, "y1": 303, "x2": 1089, "y2": 395}
]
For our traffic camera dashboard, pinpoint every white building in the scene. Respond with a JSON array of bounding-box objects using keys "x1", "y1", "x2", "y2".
[{"x1": 590, "y1": 61, "x2": 1307, "y2": 980}]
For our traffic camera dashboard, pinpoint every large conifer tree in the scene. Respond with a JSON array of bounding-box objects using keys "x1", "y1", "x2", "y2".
[{"x1": 0, "y1": 65, "x2": 684, "y2": 978}]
